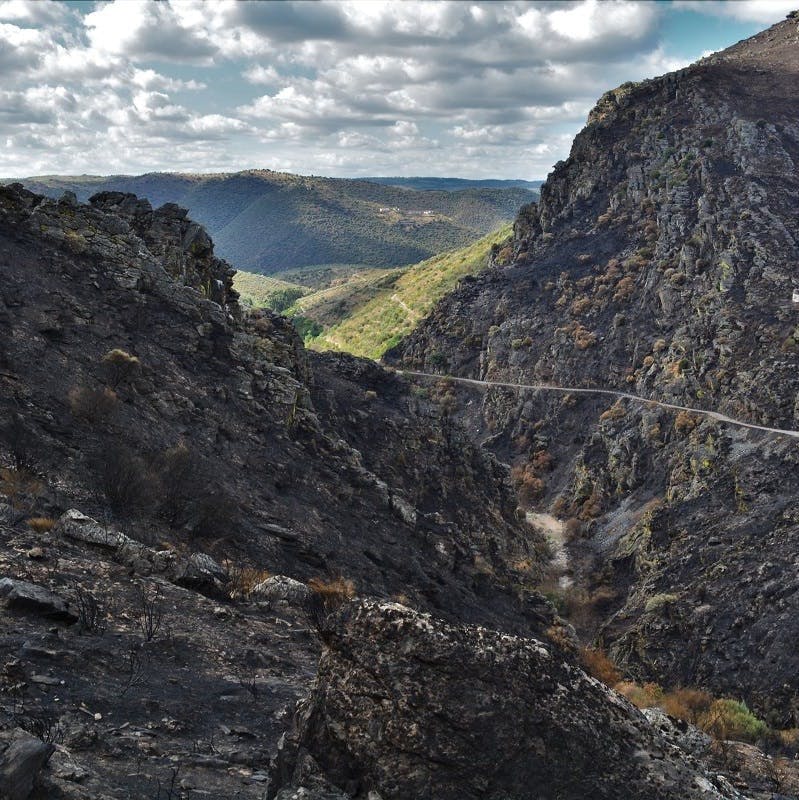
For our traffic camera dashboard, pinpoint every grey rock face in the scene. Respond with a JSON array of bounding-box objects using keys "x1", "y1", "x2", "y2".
[
  {"x1": 271, "y1": 601, "x2": 744, "y2": 800},
  {"x1": 0, "y1": 578, "x2": 76, "y2": 622},
  {"x1": 389, "y1": 15, "x2": 799, "y2": 723}
]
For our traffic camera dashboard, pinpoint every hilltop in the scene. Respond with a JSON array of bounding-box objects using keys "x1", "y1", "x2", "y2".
[{"x1": 12, "y1": 170, "x2": 533, "y2": 274}]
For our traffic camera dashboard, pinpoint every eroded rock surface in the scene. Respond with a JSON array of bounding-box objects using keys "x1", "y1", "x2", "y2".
[{"x1": 271, "y1": 600, "x2": 744, "y2": 800}]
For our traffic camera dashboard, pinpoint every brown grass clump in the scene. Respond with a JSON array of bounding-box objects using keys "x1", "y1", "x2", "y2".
[
  {"x1": 511, "y1": 463, "x2": 545, "y2": 504},
  {"x1": 308, "y1": 576, "x2": 356, "y2": 606},
  {"x1": 579, "y1": 646, "x2": 621, "y2": 686},
  {"x1": 546, "y1": 624, "x2": 576, "y2": 652},
  {"x1": 0, "y1": 467, "x2": 43, "y2": 509},
  {"x1": 599, "y1": 400, "x2": 626, "y2": 423},
  {"x1": 674, "y1": 411, "x2": 697, "y2": 434},
  {"x1": 225, "y1": 563, "x2": 271, "y2": 599},
  {"x1": 27, "y1": 516, "x2": 56, "y2": 533},
  {"x1": 615, "y1": 681, "x2": 664, "y2": 709},
  {"x1": 660, "y1": 687, "x2": 713, "y2": 724}
]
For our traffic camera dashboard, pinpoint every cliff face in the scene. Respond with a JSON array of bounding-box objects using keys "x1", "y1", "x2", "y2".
[
  {"x1": 0, "y1": 183, "x2": 548, "y2": 636},
  {"x1": 390, "y1": 15, "x2": 799, "y2": 723}
]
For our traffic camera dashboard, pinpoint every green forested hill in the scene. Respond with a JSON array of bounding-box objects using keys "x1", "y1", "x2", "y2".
[
  {"x1": 235, "y1": 223, "x2": 511, "y2": 359},
  {"x1": 15, "y1": 170, "x2": 532, "y2": 274}
]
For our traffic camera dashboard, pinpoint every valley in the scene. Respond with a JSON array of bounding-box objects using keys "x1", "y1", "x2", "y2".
[{"x1": 2, "y1": 6, "x2": 799, "y2": 800}]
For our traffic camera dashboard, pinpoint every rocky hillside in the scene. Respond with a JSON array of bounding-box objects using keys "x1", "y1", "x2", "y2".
[
  {"x1": 2, "y1": 183, "x2": 798, "y2": 800},
  {"x1": 13, "y1": 170, "x2": 533, "y2": 274},
  {"x1": 391, "y1": 14, "x2": 799, "y2": 725}
]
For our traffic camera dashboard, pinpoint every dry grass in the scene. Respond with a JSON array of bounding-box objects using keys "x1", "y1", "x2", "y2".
[
  {"x1": 308, "y1": 576, "x2": 356, "y2": 605},
  {"x1": 26, "y1": 516, "x2": 57, "y2": 533},
  {"x1": 224, "y1": 562, "x2": 271, "y2": 599},
  {"x1": 580, "y1": 647, "x2": 621, "y2": 686}
]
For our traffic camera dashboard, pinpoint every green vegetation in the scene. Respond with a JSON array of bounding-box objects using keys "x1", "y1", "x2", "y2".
[
  {"x1": 309, "y1": 224, "x2": 512, "y2": 358},
  {"x1": 237, "y1": 224, "x2": 512, "y2": 358},
  {"x1": 234, "y1": 271, "x2": 310, "y2": 311},
  {"x1": 17, "y1": 170, "x2": 532, "y2": 273}
]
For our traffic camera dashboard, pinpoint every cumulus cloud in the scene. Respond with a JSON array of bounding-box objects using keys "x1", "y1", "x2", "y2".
[{"x1": 0, "y1": 0, "x2": 779, "y2": 179}]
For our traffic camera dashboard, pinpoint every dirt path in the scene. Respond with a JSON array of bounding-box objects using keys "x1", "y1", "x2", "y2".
[{"x1": 395, "y1": 369, "x2": 799, "y2": 441}]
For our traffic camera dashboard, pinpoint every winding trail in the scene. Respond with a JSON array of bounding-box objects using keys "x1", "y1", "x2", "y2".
[{"x1": 395, "y1": 369, "x2": 799, "y2": 441}]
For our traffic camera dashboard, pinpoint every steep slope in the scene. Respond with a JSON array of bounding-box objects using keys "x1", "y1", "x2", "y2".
[
  {"x1": 13, "y1": 170, "x2": 533, "y2": 274},
  {"x1": 0, "y1": 183, "x2": 549, "y2": 637},
  {"x1": 390, "y1": 14, "x2": 799, "y2": 724}
]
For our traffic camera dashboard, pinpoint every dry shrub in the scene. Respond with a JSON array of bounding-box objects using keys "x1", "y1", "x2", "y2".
[
  {"x1": 599, "y1": 400, "x2": 626, "y2": 423},
  {"x1": 580, "y1": 488, "x2": 603, "y2": 519},
  {"x1": 674, "y1": 411, "x2": 697, "y2": 434},
  {"x1": 0, "y1": 467, "x2": 43, "y2": 509},
  {"x1": 27, "y1": 516, "x2": 56, "y2": 533},
  {"x1": 225, "y1": 563, "x2": 271, "y2": 599},
  {"x1": 570, "y1": 296, "x2": 592, "y2": 316},
  {"x1": 102, "y1": 348, "x2": 141, "y2": 388},
  {"x1": 546, "y1": 624, "x2": 576, "y2": 652},
  {"x1": 69, "y1": 386, "x2": 118, "y2": 423},
  {"x1": 615, "y1": 681, "x2": 664, "y2": 709},
  {"x1": 308, "y1": 576, "x2": 356, "y2": 607},
  {"x1": 95, "y1": 445, "x2": 155, "y2": 516},
  {"x1": 562, "y1": 517, "x2": 582, "y2": 541},
  {"x1": 579, "y1": 647, "x2": 621, "y2": 686},
  {"x1": 511, "y1": 463, "x2": 545, "y2": 504},
  {"x1": 613, "y1": 275, "x2": 636, "y2": 302},
  {"x1": 660, "y1": 687, "x2": 712, "y2": 724},
  {"x1": 573, "y1": 325, "x2": 597, "y2": 350}
]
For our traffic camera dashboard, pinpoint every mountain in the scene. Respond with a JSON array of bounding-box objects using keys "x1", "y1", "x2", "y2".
[
  {"x1": 0, "y1": 184, "x2": 795, "y2": 798},
  {"x1": 11, "y1": 170, "x2": 534, "y2": 274},
  {"x1": 390, "y1": 13, "x2": 799, "y2": 728}
]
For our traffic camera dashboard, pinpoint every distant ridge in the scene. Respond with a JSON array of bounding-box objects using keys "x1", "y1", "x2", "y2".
[
  {"x1": 10, "y1": 169, "x2": 534, "y2": 274},
  {"x1": 362, "y1": 176, "x2": 543, "y2": 192}
]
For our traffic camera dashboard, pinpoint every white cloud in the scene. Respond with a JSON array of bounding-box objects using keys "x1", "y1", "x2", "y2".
[
  {"x1": 0, "y1": 0, "x2": 777, "y2": 179},
  {"x1": 673, "y1": 1, "x2": 796, "y2": 24}
]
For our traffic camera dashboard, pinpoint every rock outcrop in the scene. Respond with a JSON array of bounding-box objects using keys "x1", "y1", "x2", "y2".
[
  {"x1": 390, "y1": 14, "x2": 799, "y2": 723},
  {"x1": 271, "y1": 600, "x2": 743, "y2": 800}
]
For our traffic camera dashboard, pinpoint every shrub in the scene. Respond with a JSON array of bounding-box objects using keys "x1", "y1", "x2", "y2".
[
  {"x1": 225, "y1": 563, "x2": 271, "y2": 599},
  {"x1": 95, "y1": 445, "x2": 155, "y2": 515},
  {"x1": 644, "y1": 593, "x2": 678, "y2": 613},
  {"x1": 674, "y1": 411, "x2": 697, "y2": 434},
  {"x1": 102, "y1": 349, "x2": 140, "y2": 389},
  {"x1": 511, "y1": 463, "x2": 545, "y2": 504},
  {"x1": 27, "y1": 517, "x2": 56, "y2": 533},
  {"x1": 69, "y1": 386, "x2": 118, "y2": 423},
  {"x1": 660, "y1": 687, "x2": 712, "y2": 723},
  {"x1": 599, "y1": 400, "x2": 626, "y2": 422},
  {"x1": 616, "y1": 681, "x2": 664, "y2": 708},
  {"x1": 580, "y1": 647, "x2": 621, "y2": 686},
  {"x1": 545, "y1": 624, "x2": 576, "y2": 651},
  {"x1": 698, "y1": 699, "x2": 768, "y2": 743},
  {"x1": 308, "y1": 576, "x2": 356, "y2": 607}
]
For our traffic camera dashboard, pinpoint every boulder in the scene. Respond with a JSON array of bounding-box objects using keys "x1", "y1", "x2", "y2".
[
  {"x1": 271, "y1": 600, "x2": 744, "y2": 800},
  {"x1": 0, "y1": 578, "x2": 76, "y2": 622},
  {"x1": 54, "y1": 509, "x2": 129, "y2": 549},
  {"x1": 251, "y1": 575, "x2": 311, "y2": 609},
  {"x1": 0, "y1": 731, "x2": 54, "y2": 800}
]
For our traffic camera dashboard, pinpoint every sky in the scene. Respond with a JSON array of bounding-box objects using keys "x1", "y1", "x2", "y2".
[{"x1": 0, "y1": 0, "x2": 795, "y2": 181}]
